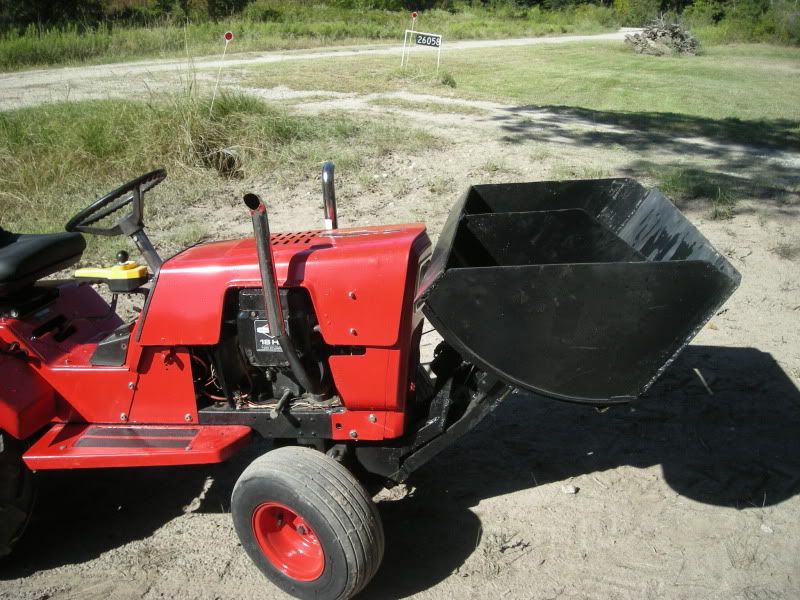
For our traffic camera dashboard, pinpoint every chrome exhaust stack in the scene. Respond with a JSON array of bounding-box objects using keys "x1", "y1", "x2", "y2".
[{"x1": 321, "y1": 161, "x2": 338, "y2": 230}]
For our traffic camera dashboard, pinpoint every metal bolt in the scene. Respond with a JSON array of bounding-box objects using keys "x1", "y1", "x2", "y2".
[
  {"x1": 348, "y1": 291, "x2": 357, "y2": 300},
  {"x1": 349, "y1": 328, "x2": 357, "y2": 336},
  {"x1": 184, "y1": 413, "x2": 193, "y2": 422},
  {"x1": 120, "y1": 413, "x2": 128, "y2": 422},
  {"x1": 296, "y1": 525, "x2": 307, "y2": 535},
  {"x1": 127, "y1": 381, "x2": 135, "y2": 390},
  {"x1": 349, "y1": 429, "x2": 358, "y2": 439},
  {"x1": 368, "y1": 414, "x2": 377, "y2": 423}
]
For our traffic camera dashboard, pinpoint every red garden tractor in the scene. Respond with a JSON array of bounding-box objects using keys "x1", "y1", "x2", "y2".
[{"x1": 0, "y1": 164, "x2": 739, "y2": 599}]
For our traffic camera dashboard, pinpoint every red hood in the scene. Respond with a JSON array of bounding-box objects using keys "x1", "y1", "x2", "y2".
[{"x1": 138, "y1": 224, "x2": 429, "y2": 347}]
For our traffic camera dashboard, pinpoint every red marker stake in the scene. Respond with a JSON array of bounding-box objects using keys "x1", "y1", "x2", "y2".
[
  {"x1": 402, "y1": 12, "x2": 418, "y2": 69},
  {"x1": 211, "y1": 31, "x2": 235, "y2": 115}
]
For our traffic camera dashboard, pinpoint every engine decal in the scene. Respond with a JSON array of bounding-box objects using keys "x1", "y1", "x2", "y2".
[{"x1": 254, "y1": 320, "x2": 282, "y2": 353}]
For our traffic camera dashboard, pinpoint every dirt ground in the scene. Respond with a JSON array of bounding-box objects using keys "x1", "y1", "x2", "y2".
[{"x1": 1, "y1": 37, "x2": 799, "y2": 600}]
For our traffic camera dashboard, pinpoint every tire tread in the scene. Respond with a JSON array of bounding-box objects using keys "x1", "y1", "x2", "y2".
[
  {"x1": 0, "y1": 431, "x2": 34, "y2": 559},
  {"x1": 234, "y1": 446, "x2": 384, "y2": 600}
]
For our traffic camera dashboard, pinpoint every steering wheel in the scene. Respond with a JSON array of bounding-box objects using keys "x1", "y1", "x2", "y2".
[{"x1": 65, "y1": 169, "x2": 166, "y2": 236}]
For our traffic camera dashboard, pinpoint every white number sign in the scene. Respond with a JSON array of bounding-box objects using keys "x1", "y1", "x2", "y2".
[
  {"x1": 415, "y1": 33, "x2": 442, "y2": 48},
  {"x1": 401, "y1": 29, "x2": 444, "y2": 72}
]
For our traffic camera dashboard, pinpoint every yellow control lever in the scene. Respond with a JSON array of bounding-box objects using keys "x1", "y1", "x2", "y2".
[{"x1": 74, "y1": 261, "x2": 149, "y2": 292}]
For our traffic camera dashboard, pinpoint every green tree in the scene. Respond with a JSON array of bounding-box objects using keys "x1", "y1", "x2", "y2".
[{"x1": 0, "y1": 0, "x2": 103, "y2": 30}]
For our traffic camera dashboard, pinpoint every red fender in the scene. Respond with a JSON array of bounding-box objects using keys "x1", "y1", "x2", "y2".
[{"x1": 0, "y1": 351, "x2": 56, "y2": 440}]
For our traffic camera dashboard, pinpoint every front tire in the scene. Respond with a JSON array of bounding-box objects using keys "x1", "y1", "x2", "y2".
[
  {"x1": 232, "y1": 446, "x2": 384, "y2": 600},
  {"x1": 0, "y1": 430, "x2": 35, "y2": 558}
]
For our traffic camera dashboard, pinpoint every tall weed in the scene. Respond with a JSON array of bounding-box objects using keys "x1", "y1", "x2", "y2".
[{"x1": 0, "y1": 92, "x2": 438, "y2": 258}]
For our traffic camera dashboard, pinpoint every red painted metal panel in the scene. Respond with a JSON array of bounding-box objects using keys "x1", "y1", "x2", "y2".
[
  {"x1": 330, "y1": 410, "x2": 405, "y2": 441},
  {"x1": 138, "y1": 225, "x2": 429, "y2": 348},
  {"x1": 23, "y1": 423, "x2": 252, "y2": 469},
  {"x1": 329, "y1": 349, "x2": 390, "y2": 411},
  {"x1": 0, "y1": 352, "x2": 55, "y2": 439},
  {"x1": 325, "y1": 233, "x2": 427, "y2": 418},
  {"x1": 127, "y1": 347, "x2": 198, "y2": 424},
  {"x1": 328, "y1": 342, "x2": 416, "y2": 419},
  {"x1": 0, "y1": 284, "x2": 137, "y2": 424},
  {"x1": 2, "y1": 284, "x2": 122, "y2": 365},
  {"x1": 49, "y1": 368, "x2": 135, "y2": 424}
]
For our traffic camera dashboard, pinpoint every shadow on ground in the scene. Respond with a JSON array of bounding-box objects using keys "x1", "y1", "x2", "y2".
[
  {"x1": 491, "y1": 105, "x2": 800, "y2": 215},
  {"x1": 497, "y1": 105, "x2": 800, "y2": 152},
  {"x1": 361, "y1": 345, "x2": 800, "y2": 598},
  {"x1": 0, "y1": 438, "x2": 271, "y2": 578},
  {"x1": 2, "y1": 347, "x2": 798, "y2": 599}
]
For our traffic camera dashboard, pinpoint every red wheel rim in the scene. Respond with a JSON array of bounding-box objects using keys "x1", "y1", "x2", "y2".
[{"x1": 252, "y1": 502, "x2": 324, "y2": 581}]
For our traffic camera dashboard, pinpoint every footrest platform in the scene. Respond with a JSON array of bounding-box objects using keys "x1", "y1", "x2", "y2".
[{"x1": 23, "y1": 423, "x2": 251, "y2": 469}]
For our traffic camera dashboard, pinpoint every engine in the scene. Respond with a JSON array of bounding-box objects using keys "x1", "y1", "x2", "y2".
[
  {"x1": 193, "y1": 287, "x2": 331, "y2": 408},
  {"x1": 236, "y1": 288, "x2": 317, "y2": 368}
]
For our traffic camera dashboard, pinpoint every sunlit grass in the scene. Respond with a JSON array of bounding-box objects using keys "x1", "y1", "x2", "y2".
[
  {"x1": 245, "y1": 41, "x2": 800, "y2": 129},
  {"x1": 0, "y1": 92, "x2": 440, "y2": 260}
]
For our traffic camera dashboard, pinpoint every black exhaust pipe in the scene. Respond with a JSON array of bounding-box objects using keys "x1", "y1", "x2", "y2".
[{"x1": 244, "y1": 193, "x2": 323, "y2": 397}]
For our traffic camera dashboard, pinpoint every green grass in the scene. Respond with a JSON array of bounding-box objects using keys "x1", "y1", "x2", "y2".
[
  {"x1": 255, "y1": 42, "x2": 800, "y2": 119},
  {"x1": 479, "y1": 159, "x2": 517, "y2": 176},
  {"x1": 448, "y1": 43, "x2": 800, "y2": 123},
  {"x1": 366, "y1": 97, "x2": 490, "y2": 115},
  {"x1": 0, "y1": 5, "x2": 618, "y2": 71},
  {"x1": 0, "y1": 92, "x2": 439, "y2": 260},
  {"x1": 245, "y1": 41, "x2": 800, "y2": 148},
  {"x1": 653, "y1": 167, "x2": 739, "y2": 218},
  {"x1": 239, "y1": 40, "x2": 794, "y2": 218}
]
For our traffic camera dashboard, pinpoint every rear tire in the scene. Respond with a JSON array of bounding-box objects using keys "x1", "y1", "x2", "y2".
[
  {"x1": 232, "y1": 446, "x2": 384, "y2": 600},
  {"x1": 0, "y1": 430, "x2": 35, "y2": 558}
]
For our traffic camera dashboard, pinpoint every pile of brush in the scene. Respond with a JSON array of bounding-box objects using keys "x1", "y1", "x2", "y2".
[{"x1": 625, "y1": 17, "x2": 700, "y2": 56}]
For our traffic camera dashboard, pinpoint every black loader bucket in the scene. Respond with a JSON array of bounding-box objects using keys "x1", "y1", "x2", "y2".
[{"x1": 418, "y1": 178, "x2": 741, "y2": 404}]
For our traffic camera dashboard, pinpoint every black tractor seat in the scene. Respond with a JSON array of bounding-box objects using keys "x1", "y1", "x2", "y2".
[{"x1": 0, "y1": 227, "x2": 86, "y2": 297}]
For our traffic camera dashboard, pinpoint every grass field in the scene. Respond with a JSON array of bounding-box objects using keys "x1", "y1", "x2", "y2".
[
  {"x1": 245, "y1": 43, "x2": 800, "y2": 130},
  {"x1": 2, "y1": 41, "x2": 797, "y2": 261},
  {"x1": 0, "y1": 5, "x2": 617, "y2": 72}
]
